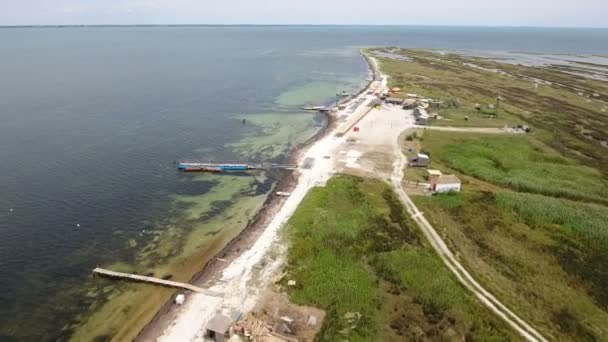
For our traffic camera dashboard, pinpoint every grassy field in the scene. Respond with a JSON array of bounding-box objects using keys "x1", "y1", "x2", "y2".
[
  {"x1": 284, "y1": 175, "x2": 520, "y2": 341},
  {"x1": 414, "y1": 190, "x2": 608, "y2": 341},
  {"x1": 403, "y1": 129, "x2": 608, "y2": 341},
  {"x1": 419, "y1": 131, "x2": 608, "y2": 204},
  {"x1": 371, "y1": 48, "x2": 608, "y2": 176},
  {"x1": 369, "y1": 48, "x2": 608, "y2": 341}
]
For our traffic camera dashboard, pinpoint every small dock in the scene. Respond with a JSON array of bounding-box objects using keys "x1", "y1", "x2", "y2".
[{"x1": 92, "y1": 267, "x2": 222, "y2": 297}]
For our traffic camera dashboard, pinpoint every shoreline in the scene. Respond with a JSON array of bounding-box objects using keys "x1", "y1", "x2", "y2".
[{"x1": 134, "y1": 50, "x2": 377, "y2": 340}]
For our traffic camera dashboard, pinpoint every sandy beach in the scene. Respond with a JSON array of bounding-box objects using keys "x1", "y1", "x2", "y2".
[{"x1": 133, "y1": 53, "x2": 384, "y2": 341}]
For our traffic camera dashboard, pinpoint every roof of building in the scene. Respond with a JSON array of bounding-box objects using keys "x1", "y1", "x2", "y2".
[
  {"x1": 436, "y1": 174, "x2": 461, "y2": 185},
  {"x1": 427, "y1": 169, "x2": 443, "y2": 176},
  {"x1": 207, "y1": 314, "x2": 233, "y2": 333},
  {"x1": 417, "y1": 153, "x2": 429, "y2": 159}
]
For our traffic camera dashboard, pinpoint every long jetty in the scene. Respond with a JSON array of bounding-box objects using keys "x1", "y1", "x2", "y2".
[
  {"x1": 92, "y1": 267, "x2": 222, "y2": 297},
  {"x1": 177, "y1": 162, "x2": 298, "y2": 173}
]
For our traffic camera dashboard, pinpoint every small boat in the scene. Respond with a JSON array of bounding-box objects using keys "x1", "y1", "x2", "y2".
[{"x1": 337, "y1": 90, "x2": 352, "y2": 97}]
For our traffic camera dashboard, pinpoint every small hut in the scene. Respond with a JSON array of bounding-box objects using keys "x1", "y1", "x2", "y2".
[
  {"x1": 410, "y1": 153, "x2": 430, "y2": 167},
  {"x1": 206, "y1": 314, "x2": 233, "y2": 342},
  {"x1": 433, "y1": 175, "x2": 461, "y2": 193},
  {"x1": 427, "y1": 170, "x2": 461, "y2": 193}
]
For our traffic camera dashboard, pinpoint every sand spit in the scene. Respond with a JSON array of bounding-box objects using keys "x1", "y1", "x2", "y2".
[{"x1": 135, "y1": 53, "x2": 382, "y2": 342}]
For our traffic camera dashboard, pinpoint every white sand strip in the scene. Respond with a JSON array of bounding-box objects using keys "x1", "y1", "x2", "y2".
[{"x1": 157, "y1": 75, "x2": 381, "y2": 342}]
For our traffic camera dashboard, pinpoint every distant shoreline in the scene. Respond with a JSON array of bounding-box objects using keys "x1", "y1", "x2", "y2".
[{"x1": 3, "y1": 24, "x2": 608, "y2": 29}]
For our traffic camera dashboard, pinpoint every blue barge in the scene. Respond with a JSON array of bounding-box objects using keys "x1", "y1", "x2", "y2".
[{"x1": 178, "y1": 162, "x2": 255, "y2": 172}]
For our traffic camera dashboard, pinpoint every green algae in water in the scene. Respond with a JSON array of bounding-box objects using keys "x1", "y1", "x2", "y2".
[
  {"x1": 63, "y1": 74, "x2": 352, "y2": 342},
  {"x1": 69, "y1": 110, "x2": 321, "y2": 341},
  {"x1": 172, "y1": 174, "x2": 257, "y2": 220},
  {"x1": 228, "y1": 113, "x2": 318, "y2": 159},
  {"x1": 277, "y1": 82, "x2": 345, "y2": 106},
  {"x1": 69, "y1": 173, "x2": 268, "y2": 342},
  {"x1": 277, "y1": 79, "x2": 363, "y2": 107}
]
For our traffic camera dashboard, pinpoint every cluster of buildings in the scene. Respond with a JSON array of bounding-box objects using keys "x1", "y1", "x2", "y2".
[
  {"x1": 381, "y1": 88, "x2": 462, "y2": 194},
  {"x1": 409, "y1": 156, "x2": 461, "y2": 193},
  {"x1": 382, "y1": 91, "x2": 440, "y2": 126}
]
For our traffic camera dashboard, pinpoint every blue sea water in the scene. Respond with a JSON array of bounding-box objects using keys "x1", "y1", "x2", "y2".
[{"x1": 0, "y1": 25, "x2": 607, "y2": 341}]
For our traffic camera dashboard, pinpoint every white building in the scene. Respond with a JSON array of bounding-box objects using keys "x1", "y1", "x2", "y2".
[
  {"x1": 433, "y1": 175, "x2": 462, "y2": 193},
  {"x1": 428, "y1": 170, "x2": 462, "y2": 193}
]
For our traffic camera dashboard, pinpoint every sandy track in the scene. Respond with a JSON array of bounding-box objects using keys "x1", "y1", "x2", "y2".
[
  {"x1": 416, "y1": 125, "x2": 508, "y2": 133},
  {"x1": 153, "y1": 53, "x2": 545, "y2": 342},
  {"x1": 390, "y1": 143, "x2": 547, "y2": 342},
  {"x1": 154, "y1": 78, "x2": 381, "y2": 342}
]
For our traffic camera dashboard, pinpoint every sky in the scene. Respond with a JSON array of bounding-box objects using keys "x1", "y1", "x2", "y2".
[{"x1": 1, "y1": 0, "x2": 607, "y2": 27}]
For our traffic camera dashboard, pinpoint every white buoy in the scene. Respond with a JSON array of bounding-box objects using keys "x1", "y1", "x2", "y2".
[
  {"x1": 9, "y1": 208, "x2": 13, "y2": 212},
  {"x1": 76, "y1": 224, "x2": 80, "y2": 227}
]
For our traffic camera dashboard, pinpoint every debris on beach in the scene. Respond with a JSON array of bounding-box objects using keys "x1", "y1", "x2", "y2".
[{"x1": 234, "y1": 312, "x2": 272, "y2": 341}]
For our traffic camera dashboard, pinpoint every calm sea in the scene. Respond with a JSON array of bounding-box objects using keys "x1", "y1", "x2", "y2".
[{"x1": 0, "y1": 26, "x2": 607, "y2": 341}]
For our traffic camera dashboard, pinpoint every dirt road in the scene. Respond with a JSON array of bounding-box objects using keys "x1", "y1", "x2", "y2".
[
  {"x1": 333, "y1": 88, "x2": 546, "y2": 341},
  {"x1": 389, "y1": 143, "x2": 547, "y2": 342},
  {"x1": 416, "y1": 125, "x2": 509, "y2": 133}
]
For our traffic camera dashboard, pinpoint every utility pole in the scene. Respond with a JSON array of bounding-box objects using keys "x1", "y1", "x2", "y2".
[{"x1": 496, "y1": 95, "x2": 503, "y2": 110}]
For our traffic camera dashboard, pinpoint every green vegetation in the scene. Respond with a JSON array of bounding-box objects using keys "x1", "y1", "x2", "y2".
[
  {"x1": 496, "y1": 192, "x2": 608, "y2": 251},
  {"x1": 420, "y1": 132, "x2": 608, "y2": 204},
  {"x1": 414, "y1": 190, "x2": 608, "y2": 341},
  {"x1": 277, "y1": 81, "x2": 357, "y2": 107},
  {"x1": 285, "y1": 176, "x2": 518, "y2": 341},
  {"x1": 65, "y1": 111, "x2": 322, "y2": 341},
  {"x1": 496, "y1": 192, "x2": 608, "y2": 309},
  {"x1": 70, "y1": 174, "x2": 267, "y2": 342},
  {"x1": 374, "y1": 48, "x2": 608, "y2": 175},
  {"x1": 228, "y1": 112, "x2": 318, "y2": 159},
  {"x1": 373, "y1": 48, "x2": 608, "y2": 341},
  {"x1": 405, "y1": 130, "x2": 608, "y2": 340}
]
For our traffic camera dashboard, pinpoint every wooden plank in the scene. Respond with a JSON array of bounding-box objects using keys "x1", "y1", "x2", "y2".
[{"x1": 92, "y1": 268, "x2": 222, "y2": 297}]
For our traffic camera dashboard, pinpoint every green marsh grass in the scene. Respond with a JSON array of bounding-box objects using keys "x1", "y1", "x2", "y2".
[
  {"x1": 421, "y1": 132, "x2": 608, "y2": 204},
  {"x1": 414, "y1": 190, "x2": 608, "y2": 341},
  {"x1": 285, "y1": 176, "x2": 517, "y2": 341}
]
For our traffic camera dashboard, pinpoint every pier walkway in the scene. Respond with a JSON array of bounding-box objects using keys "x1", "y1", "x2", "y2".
[{"x1": 93, "y1": 267, "x2": 222, "y2": 297}]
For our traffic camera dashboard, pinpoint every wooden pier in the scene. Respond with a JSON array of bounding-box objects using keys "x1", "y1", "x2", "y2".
[{"x1": 92, "y1": 267, "x2": 222, "y2": 297}]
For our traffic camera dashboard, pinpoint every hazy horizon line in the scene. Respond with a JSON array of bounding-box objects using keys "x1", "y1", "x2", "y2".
[{"x1": 1, "y1": 24, "x2": 607, "y2": 29}]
